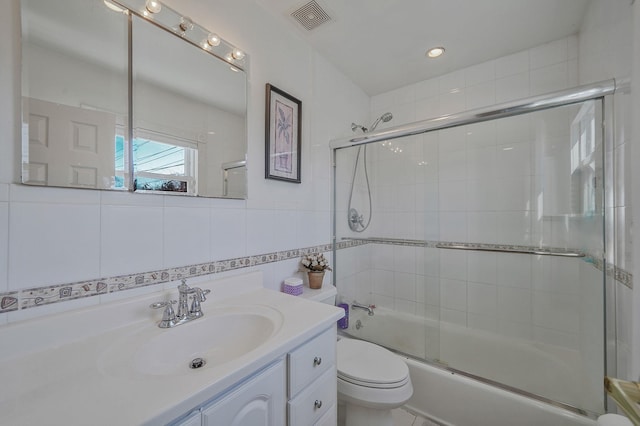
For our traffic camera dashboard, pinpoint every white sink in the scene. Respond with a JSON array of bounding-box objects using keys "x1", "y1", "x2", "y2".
[{"x1": 99, "y1": 305, "x2": 284, "y2": 377}]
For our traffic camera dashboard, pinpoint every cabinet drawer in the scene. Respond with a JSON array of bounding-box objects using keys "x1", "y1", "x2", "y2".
[
  {"x1": 288, "y1": 327, "x2": 336, "y2": 397},
  {"x1": 314, "y1": 404, "x2": 336, "y2": 426},
  {"x1": 288, "y1": 367, "x2": 337, "y2": 426}
]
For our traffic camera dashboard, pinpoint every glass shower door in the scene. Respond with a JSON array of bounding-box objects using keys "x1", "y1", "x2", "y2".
[
  {"x1": 333, "y1": 98, "x2": 605, "y2": 416},
  {"x1": 434, "y1": 99, "x2": 605, "y2": 415}
]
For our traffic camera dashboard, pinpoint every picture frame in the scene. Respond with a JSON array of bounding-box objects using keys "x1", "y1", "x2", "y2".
[{"x1": 265, "y1": 83, "x2": 302, "y2": 183}]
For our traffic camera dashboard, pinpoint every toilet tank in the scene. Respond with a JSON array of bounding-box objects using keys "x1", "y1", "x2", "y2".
[{"x1": 300, "y1": 284, "x2": 337, "y2": 305}]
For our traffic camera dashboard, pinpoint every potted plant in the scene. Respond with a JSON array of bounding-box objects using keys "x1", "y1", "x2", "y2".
[{"x1": 300, "y1": 253, "x2": 332, "y2": 289}]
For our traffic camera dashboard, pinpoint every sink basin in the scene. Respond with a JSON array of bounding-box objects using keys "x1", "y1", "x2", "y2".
[{"x1": 99, "y1": 305, "x2": 283, "y2": 377}]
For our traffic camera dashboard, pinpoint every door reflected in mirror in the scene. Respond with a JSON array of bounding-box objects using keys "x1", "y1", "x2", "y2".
[
  {"x1": 21, "y1": 0, "x2": 129, "y2": 190},
  {"x1": 21, "y1": 0, "x2": 248, "y2": 199}
]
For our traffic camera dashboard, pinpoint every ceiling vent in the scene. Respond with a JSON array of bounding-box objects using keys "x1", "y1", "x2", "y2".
[{"x1": 291, "y1": 0, "x2": 331, "y2": 31}]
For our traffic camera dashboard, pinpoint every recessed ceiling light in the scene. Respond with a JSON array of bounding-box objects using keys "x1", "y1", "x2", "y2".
[{"x1": 426, "y1": 47, "x2": 445, "y2": 58}]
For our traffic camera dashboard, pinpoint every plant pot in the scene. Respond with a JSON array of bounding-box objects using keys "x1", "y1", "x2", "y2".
[{"x1": 307, "y1": 271, "x2": 325, "y2": 289}]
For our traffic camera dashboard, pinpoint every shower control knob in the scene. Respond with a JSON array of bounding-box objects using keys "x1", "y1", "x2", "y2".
[{"x1": 313, "y1": 356, "x2": 322, "y2": 366}]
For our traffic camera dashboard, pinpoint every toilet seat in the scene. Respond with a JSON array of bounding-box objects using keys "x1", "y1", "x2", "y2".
[{"x1": 337, "y1": 338, "x2": 409, "y2": 389}]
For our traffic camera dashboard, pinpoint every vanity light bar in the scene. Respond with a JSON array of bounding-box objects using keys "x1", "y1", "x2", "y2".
[{"x1": 108, "y1": 0, "x2": 247, "y2": 71}]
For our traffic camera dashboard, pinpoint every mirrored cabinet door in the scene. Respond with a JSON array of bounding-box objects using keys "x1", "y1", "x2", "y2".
[
  {"x1": 21, "y1": 0, "x2": 129, "y2": 190},
  {"x1": 131, "y1": 15, "x2": 247, "y2": 198}
]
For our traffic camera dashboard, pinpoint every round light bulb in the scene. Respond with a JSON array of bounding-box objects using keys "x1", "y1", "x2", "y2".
[
  {"x1": 103, "y1": 0, "x2": 124, "y2": 13},
  {"x1": 231, "y1": 48, "x2": 245, "y2": 60},
  {"x1": 145, "y1": 0, "x2": 162, "y2": 14},
  {"x1": 207, "y1": 33, "x2": 221, "y2": 47},
  {"x1": 426, "y1": 47, "x2": 445, "y2": 58}
]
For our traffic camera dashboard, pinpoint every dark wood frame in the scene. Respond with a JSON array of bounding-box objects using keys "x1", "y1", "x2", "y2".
[{"x1": 265, "y1": 83, "x2": 302, "y2": 183}]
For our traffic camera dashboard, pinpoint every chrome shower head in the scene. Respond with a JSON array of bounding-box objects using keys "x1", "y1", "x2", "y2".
[
  {"x1": 351, "y1": 112, "x2": 393, "y2": 133},
  {"x1": 369, "y1": 112, "x2": 393, "y2": 131},
  {"x1": 380, "y1": 112, "x2": 393, "y2": 122}
]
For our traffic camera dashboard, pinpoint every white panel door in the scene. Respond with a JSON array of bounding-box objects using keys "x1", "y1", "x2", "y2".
[
  {"x1": 202, "y1": 360, "x2": 286, "y2": 426},
  {"x1": 24, "y1": 97, "x2": 116, "y2": 189}
]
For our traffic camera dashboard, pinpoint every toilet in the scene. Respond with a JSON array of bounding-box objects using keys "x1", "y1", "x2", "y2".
[
  {"x1": 302, "y1": 285, "x2": 413, "y2": 426},
  {"x1": 337, "y1": 337, "x2": 413, "y2": 426}
]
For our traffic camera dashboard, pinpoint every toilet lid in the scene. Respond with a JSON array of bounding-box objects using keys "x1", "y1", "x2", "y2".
[{"x1": 337, "y1": 339, "x2": 409, "y2": 388}]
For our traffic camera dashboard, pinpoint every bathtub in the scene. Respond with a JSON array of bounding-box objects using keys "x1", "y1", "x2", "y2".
[{"x1": 344, "y1": 307, "x2": 599, "y2": 426}]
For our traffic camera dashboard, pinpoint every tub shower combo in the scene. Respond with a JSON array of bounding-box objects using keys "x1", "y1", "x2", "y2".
[{"x1": 331, "y1": 80, "x2": 620, "y2": 425}]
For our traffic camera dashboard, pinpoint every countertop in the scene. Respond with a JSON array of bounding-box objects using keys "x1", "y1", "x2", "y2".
[{"x1": 0, "y1": 272, "x2": 343, "y2": 425}]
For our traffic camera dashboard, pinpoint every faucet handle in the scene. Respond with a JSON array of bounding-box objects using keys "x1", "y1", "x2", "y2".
[
  {"x1": 150, "y1": 300, "x2": 177, "y2": 328},
  {"x1": 195, "y1": 288, "x2": 211, "y2": 302},
  {"x1": 189, "y1": 288, "x2": 210, "y2": 317},
  {"x1": 150, "y1": 300, "x2": 176, "y2": 309}
]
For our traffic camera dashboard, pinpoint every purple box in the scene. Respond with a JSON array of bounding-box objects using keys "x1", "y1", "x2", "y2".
[
  {"x1": 282, "y1": 277, "x2": 303, "y2": 296},
  {"x1": 337, "y1": 303, "x2": 349, "y2": 329}
]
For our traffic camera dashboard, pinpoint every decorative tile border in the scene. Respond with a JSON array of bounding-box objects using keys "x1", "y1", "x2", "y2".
[
  {"x1": 0, "y1": 236, "x2": 630, "y2": 315},
  {"x1": 0, "y1": 243, "x2": 338, "y2": 314}
]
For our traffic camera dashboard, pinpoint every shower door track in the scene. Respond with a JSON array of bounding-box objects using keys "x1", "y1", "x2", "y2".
[
  {"x1": 434, "y1": 243, "x2": 585, "y2": 257},
  {"x1": 329, "y1": 79, "x2": 618, "y2": 150},
  {"x1": 393, "y1": 348, "x2": 598, "y2": 420},
  {"x1": 342, "y1": 237, "x2": 586, "y2": 258}
]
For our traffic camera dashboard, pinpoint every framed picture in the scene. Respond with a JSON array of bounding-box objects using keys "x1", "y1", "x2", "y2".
[{"x1": 265, "y1": 83, "x2": 302, "y2": 183}]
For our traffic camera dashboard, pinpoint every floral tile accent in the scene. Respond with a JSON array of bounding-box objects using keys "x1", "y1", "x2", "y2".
[
  {"x1": 0, "y1": 293, "x2": 18, "y2": 313},
  {"x1": 216, "y1": 257, "x2": 251, "y2": 273},
  {"x1": 250, "y1": 253, "x2": 278, "y2": 266}
]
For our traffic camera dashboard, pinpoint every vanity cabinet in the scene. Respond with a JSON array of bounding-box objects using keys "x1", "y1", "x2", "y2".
[
  {"x1": 171, "y1": 326, "x2": 337, "y2": 426},
  {"x1": 202, "y1": 360, "x2": 286, "y2": 425}
]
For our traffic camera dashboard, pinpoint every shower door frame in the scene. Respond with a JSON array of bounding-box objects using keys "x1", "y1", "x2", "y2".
[{"x1": 330, "y1": 78, "x2": 621, "y2": 418}]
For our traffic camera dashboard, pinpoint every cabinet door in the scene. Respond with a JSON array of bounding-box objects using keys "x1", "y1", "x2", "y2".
[
  {"x1": 173, "y1": 409, "x2": 201, "y2": 426},
  {"x1": 202, "y1": 360, "x2": 286, "y2": 426}
]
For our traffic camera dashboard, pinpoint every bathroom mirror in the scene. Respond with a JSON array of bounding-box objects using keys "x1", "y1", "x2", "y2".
[
  {"x1": 21, "y1": 0, "x2": 129, "y2": 190},
  {"x1": 21, "y1": 0, "x2": 248, "y2": 199},
  {"x1": 131, "y1": 15, "x2": 247, "y2": 197}
]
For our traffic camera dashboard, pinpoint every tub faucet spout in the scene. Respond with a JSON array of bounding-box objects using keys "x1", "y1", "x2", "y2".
[{"x1": 352, "y1": 301, "x2": 375, "y2": 316}]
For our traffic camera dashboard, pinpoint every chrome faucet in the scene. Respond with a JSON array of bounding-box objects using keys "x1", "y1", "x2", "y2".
[
  {"x1": 352, "y1": 301, "x2": 375, "y2": 316},
  {"x1": 150, "y1": 279, "x2": 211, "y2": 328}
]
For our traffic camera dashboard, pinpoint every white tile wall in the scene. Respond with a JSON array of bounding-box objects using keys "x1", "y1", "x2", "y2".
[
  {"x1": 210, "y1": 208, "x2": 247, "y2": 260},
  {"x1": 0, "y1": 0, "x2": 370, "y2": 321},
  {"x1": 354, "y1": 35, "x2": 606, "y2": 352},
  {"x1": 0, "y1": 200, "x2": 7, "y2": 293},
  {"x1": 578, "y1": 0, "x2": 634, "y2": 380},
  {"x1": 100, "y1": 203, "x2": 164, "y2": 277},
  {"x1": 9, "y1": 196, "x2": 101, "y2": 289},
  {"x1": 163, "y1": 204, "x2": 212, "y2": 268}
]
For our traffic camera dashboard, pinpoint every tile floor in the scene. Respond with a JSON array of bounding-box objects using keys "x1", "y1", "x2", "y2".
[{"x1": 392, "y1": 407, "x2": 441, "y2": 426}]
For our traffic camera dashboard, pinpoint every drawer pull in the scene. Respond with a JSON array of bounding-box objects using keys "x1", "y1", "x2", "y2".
[
  {"x1": 314, "y1": 400, "x2": 323, "y2": 409},
  {"x1": 313, "y1": 356, "x2": 322, "y2": 366}
]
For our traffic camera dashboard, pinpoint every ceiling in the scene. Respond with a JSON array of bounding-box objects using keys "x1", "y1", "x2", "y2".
[{"x1": 258, "y1": 0, "x2": 592, "y2": 96}]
